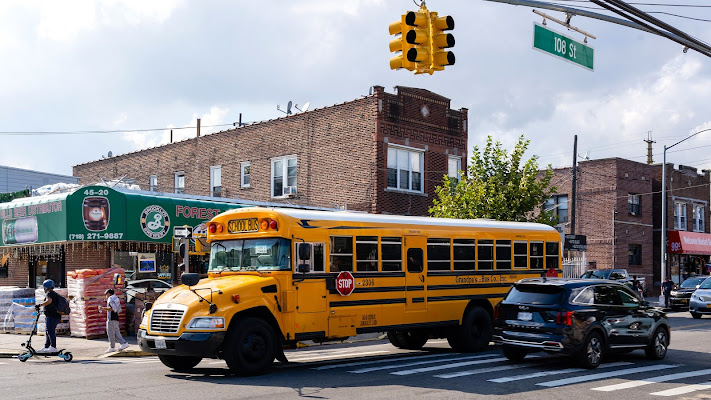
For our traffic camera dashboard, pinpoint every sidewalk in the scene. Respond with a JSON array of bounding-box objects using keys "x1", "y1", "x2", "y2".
[{"x1": 0, "y1": 332, "x2": 149, "y2": 359}]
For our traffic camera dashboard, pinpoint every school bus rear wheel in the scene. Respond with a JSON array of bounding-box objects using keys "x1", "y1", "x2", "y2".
[
  {"x1": 158, "y1": 355, "x2": 203, "y2": 371},
  {"x1": 224, "y1": 317, "x2": 277, "y2": 376},
  {"x1": 387, "y1": 330, "x2": 429, "y2": 350},
  {"x1": 447, "y1": 306, "x2": 492, "y2": 352}
]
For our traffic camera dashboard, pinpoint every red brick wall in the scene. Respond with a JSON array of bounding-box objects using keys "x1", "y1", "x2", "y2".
[{"x1": 0, "y1": 253, "x2": 29, "y2": 287}]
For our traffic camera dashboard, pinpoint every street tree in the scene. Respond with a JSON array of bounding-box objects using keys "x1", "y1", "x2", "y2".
[{"x1": 429, "y1": 135, "x2": 558, "y2": 226}]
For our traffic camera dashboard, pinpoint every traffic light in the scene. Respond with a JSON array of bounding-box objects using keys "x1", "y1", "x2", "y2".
[
  {"x1": 403, "y1": 11, "x2": 430, "y2": 70},
  {"x1": 430, "y1": 14, "x2": 455, "y2": 70},
  {"x1": 389, "y1": 15, "x2": 414, "y2": 71}
]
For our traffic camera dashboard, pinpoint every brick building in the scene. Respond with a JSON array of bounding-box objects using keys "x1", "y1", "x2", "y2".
[
  {"x1": 550, "y1": 158, "x2": 711, "y2": 293},
  {"x1": 73, "y1": 86, "x2": 469, "y2": 216}
]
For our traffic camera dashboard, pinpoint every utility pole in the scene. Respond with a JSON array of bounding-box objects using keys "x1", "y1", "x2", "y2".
[
  {"x1": 571, "y1": 135, "x2": 577, "y2": 235},
  {"x1": 644, "y1": 132, "x2": 655, "y2": 165}
]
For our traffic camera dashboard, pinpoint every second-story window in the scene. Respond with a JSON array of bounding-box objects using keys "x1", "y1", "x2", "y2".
[
  {"x1": 149, "y1": 175, "x2": 157, "y2": 192},
  {"x1": 674, "y1": 202, "x2": 687, "y2": 230},
  {"x1": 448, "y1": 156, "x2": 462, "y2": 184},
  {"x1": 174, "y1": 171, "x2": 185, "y2": 194},
  {"x1": 544, "y1": 195, "x2": 568, "y2": 224},
  {"x1": 241, "y1": 162, "x2": 250, "y2": 188},
  {"x1": 387, "y1": 145, "x2": 423, "y2": 192},
  {"x1": 628, "y1": 194, "x2": 641, "y2": 216},
  {"x1": 271, "y1": 155, "x2": 297, "y2": 198},
  {"x1": 210, "y1": 165, "x2": 222, "y2": 197},
  {"x1": 694, "y1": 204, "x2": 705, "y2": 232}
]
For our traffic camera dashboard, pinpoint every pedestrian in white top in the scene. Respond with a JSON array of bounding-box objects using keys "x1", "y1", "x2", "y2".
[{"x1": 99, "y1": 289, "x2": 128, "y2": 353}]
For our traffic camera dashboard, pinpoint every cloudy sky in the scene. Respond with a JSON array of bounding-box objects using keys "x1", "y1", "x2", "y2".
[{"x1": 1, "y1": 0, "x2": 710, "y2": 178}]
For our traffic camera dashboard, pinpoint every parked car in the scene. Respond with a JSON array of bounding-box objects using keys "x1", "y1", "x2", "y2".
[
  {"x1": 493, "y1": 278, "x2": 670, "y2": 369},
  {"x1": 125, "y1": 279, "x2": 173, "y2": 304},
  {"x1": 669, "y1": 276, "x2": 706, "y2": 311},
  {"x1": 689, "y1": 277, "x2": 711, "y2": 318},
  {"x1": 580, "y1": 268, "x2": 646, "y2": 296}
]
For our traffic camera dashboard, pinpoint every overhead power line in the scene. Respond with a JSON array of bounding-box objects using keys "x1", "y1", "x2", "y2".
[{"x1": 0, "y1": 123, "x2": 236, "y2": 136}]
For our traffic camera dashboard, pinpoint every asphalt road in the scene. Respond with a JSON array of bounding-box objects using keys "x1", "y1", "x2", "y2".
[{"x1": 2, "y1": 311, "x2": 710, "y2": 400}]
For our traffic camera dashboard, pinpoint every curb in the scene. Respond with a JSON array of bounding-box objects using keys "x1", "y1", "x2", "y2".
[
  {"x1": 0, "y1": 352, "x2": 17, "y2": 358},
  {"x1": 103, "y1": 350, "x2": 154, "y2": 358}
]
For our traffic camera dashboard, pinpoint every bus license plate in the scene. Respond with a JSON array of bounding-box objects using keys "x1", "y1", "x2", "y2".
[
  {"x1": 517, "y1": 312, "x2": 533, "y2": 321},
  {"x1": 155, "y1": 339, "x2": 167, "y2": 349}
]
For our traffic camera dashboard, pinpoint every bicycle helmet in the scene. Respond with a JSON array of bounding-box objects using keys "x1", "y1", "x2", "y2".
[{"x1": 42, "y1": 279, "x2": 54, "y2": 290}]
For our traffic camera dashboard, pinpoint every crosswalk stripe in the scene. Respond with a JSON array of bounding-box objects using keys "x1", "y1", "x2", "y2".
[
  {"x1": 288, "y1": 348, "x2": 365, "y2": 356},
  {"x1": 435, "y1": 364, "x2": 528, "y2": 378},
  {"x1": 391, "y1": 356, "x2": 509, "y2": 376},
  {"x1": 312, "y1": 352, "x2": 471, "y2": 370},
  {"x1": 293, "y1": 350, "x2": 390, "y2": 362},
  {"x1": 350, "y1": 353, "x2": 500, "y2": 374},
  {"x1": 487, "y1": 361, "x2": 633, "y2": 383},
  {"x1": 651, "y1": 382, "x2": 711, "y2": 397},
  {"x1": 537, "y1": 364, "x2": 678, "y2": 387},
  {"x1": 592, "y1": 368, "x2": 711, "y2": 391}
]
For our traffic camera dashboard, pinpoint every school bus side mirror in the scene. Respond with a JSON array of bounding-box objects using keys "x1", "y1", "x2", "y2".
[
  {"x1": 181, "y1": 272, "x2": 200, "y2": 287},
  {"x1": 113, "y1": 273, "x2": 123, "y2": 286},
  {"x1": 298, "y1": 243, "x2": 311, "y2": 261}
]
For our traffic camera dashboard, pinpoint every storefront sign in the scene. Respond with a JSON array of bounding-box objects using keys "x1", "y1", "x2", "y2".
[{"x1": 667, "y1": 230, "x2": 711, "y2": 255}]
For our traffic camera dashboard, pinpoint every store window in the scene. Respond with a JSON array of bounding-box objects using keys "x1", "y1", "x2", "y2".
[
  {"x1": 674, "y1": 202, "x2": 687, "y2": 230},
  {"x1": 628, "y1": 194, "x2": 641, "y2": 216},
  {"x1": 271, "y1": 155, "x2": 297, "y2": 198},
  {"x1": 387, "y1": 145, "x2": 423, "y2": 192},
  {"x1": 694, "y1": 204, "x2": 705, "y2": 232},
  {"x1": 210, "y1": 165, "x2": 222, "y2": 197}
]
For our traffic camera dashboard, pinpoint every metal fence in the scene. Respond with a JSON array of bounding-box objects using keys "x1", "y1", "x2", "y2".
[{"x1": 562, "y1": 255, "x2": 587, "y2": 278}]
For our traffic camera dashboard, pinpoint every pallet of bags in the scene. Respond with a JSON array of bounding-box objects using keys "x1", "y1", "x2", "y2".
[
  {"x1": 34, "y1": 288, "x2": 70, "y2": 336},
  {"x1": 67, "y1": 267, "x2": 126, "y2": 338}
]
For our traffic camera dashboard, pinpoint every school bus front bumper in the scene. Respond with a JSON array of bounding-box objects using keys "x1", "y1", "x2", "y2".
[{"x1": 138, "y1": 329, "x2": 226, "y2": 358}]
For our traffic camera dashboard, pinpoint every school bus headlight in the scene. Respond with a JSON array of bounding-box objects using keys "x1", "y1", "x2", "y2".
[
  {"x1": 186, "y1": 317, "x2": 225, "y2": 330},
  {"x1": 139, "y1": 314, "x2": 148, "y2": 329}
]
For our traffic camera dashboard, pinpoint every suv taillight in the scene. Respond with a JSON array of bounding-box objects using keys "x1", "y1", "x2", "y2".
[{"x1": 556, "y1": 311, "x2": 573, "y2": 326}]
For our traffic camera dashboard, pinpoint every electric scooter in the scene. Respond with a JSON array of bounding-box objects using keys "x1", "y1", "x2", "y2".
[{"x1": 18, "y1": 310, "x2": 72, "y2": 362}]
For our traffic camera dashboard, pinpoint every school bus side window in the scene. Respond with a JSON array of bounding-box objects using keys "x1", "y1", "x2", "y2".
[
  {"x1": 330, "y1": 236, "x2": 353, "y2": 272},
  {"x1": 530, "y1": 242, "x2": 544, "y2": 269},
  {"x1": 356, "y1": 236, "x2": 378, "y2": 272},
  {"x1": 546, "y1": 241, "x2": 560, "y2": 269},
  {"x1": 381, "y1": 237, "x2": 402, "y2": 272},
  {"x1": 427, "y1": 238, "x2": 451, "y2": 271},
  {"x1": 453, "y1": 239, "x2": 476, "y2": 271},
  {"x1": 478, "y1": 240, "x2": 494, "y2": 270},
  {"x1": 513, "y1": 241, "x2": 528, "y2": 269},
  {"x1": 496, "y1": 240, "x2": 512, "y2": 270}
]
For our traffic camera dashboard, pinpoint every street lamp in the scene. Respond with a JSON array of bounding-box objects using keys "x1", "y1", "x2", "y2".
[{"x1": 660, "y1": 128, "x2": 711, "y2": 306}]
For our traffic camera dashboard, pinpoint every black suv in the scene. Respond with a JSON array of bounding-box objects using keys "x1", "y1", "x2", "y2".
[
  {"x1": 669, "y1": 276, "x2": 706, "y2": 311},
  {"x1": 493, "y1": 278, "x2": 670, "y2": 369}
]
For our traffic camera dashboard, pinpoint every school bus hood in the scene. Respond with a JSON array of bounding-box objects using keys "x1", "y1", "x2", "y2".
[{"x1": 153, "y1": 274, "x2": 277, "y2": 307}]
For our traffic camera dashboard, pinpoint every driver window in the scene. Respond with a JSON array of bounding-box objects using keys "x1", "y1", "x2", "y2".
[{"x1": 617, "y1": 288, "x2": 641, "y2": 307}]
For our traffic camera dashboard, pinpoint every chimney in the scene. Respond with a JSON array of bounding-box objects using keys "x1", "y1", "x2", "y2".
[{"x1": 197, "y1": 118, "x2": 201, "y2": 137}]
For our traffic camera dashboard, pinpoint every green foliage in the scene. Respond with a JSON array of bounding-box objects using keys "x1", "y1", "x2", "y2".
[{"x1": 429, "y1": 135, "x2": 558, "y2": 226}]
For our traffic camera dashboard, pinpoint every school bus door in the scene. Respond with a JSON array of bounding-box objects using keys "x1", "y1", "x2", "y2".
[{"x1": 404, "y1": 236, "x2": 427, "y2": 313}]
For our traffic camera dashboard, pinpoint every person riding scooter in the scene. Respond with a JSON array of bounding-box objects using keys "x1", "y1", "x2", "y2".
[{"x1": 35, "y1": 279, "x2": 61, "y2": 353}]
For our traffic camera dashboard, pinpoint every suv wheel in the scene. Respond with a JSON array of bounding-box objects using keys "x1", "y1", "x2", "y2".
[
  {"x1": 502, "y1": 345, "x2": 527, "y2": 363},
  {"x1": 645, "y1": 327, "x2": 668, "y2": 360},
  {"x1": 691, "y1": 311, "x2": 703, "y2": 319},
  {"x1": 576, "y1": 331, "x2": 603, "y2": 369}
]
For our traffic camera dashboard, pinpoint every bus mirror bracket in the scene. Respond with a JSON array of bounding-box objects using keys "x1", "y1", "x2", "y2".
[
  {"x1": 180, "y1": 272, "x2": 222, "y2": 314},
  {"x1": 297, "y1": 264, "x2": 310, "y2": 273}
]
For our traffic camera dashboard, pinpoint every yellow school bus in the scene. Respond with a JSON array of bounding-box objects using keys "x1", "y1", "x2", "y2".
[{"x1": 137, "y1": 207, "x2": 562, "y2": 375}]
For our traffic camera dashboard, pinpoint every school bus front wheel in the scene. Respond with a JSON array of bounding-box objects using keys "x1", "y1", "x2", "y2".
[
  {"x1": 157, "y1": 355, "x2": 203, "y2": 371},
  {"x1": 223, "y1": 317, "x2": 278, "y2": 376},
  {"x1": 387, "y1": 330, "x2": 429, "y2": 350}
]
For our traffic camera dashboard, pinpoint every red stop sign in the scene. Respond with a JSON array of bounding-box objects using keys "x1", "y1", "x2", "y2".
[{"x1": 335, "y1": 271, "x2": 355, "y2": 296}]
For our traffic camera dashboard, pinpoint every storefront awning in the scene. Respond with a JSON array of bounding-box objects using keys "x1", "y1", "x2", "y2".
[{"x1": 667, "y1": 230, "x2": 711, "y2": 255}]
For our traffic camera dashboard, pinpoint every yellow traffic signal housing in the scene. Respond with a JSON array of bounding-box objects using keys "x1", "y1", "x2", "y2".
[
  {"x1": 431, "y1": 14, "x2": 455, "y2": 70},
  {"x1": 404, "y1": 11, "x2": 430, "y2": 69},
  {"x1": 389, "y1": 16, "x2": 415, "y2": 71}
]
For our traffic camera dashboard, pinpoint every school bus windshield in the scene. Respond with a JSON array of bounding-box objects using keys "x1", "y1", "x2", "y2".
[{"x1": 209, "y1": 238, "x2": 291, "y2": 272}]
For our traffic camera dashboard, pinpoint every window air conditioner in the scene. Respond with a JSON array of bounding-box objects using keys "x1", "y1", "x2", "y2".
[{"x1": 284, "y1": 186, "x2": 298, "y2": 198}]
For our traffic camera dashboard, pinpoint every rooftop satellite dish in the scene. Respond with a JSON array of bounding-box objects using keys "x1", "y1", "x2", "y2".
[
  {"x1": 287, "y1": 101, "x2": 292, "y2": 115},
  {"x1": 301, "y1": 102, "x2": 310, "y2": 112},
  {"x1": 107, "y1": 151, "x2": 113, "y2": 157}
]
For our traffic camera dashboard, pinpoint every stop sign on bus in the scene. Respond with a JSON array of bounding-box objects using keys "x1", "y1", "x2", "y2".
[{"x1": 335, "y1": 271, "x2": 355, "y2": 296}]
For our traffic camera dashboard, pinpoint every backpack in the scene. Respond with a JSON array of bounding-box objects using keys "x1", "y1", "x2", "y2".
[{"x1": 55, "y1": 294, "x2": 70, "y2": 315}]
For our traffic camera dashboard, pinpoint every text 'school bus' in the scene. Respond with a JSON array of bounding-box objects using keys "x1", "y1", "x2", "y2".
[{"x1": 137, "y1": 207, "x2": 561, "y2": 375}]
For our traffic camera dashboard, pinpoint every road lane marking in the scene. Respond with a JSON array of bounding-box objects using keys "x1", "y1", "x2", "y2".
[
  {"x1": 672, "y1": 322, "x2": 711, "y2": 330},
  {"x1": 349, "y1": 353, "x2": 500, "y2": 374},
  {"x1": 292, "y1": 350, "x2": 390, "y2": 362},
  {"x1": 435, "y1": 364, "x2": 528, "y2": 378},
  {"x1": 592, "y1": 368, "x2": 711, "y2": 391},
  {"x1": 312, "y1": 352, "x2": 470, "y2": 370},
  {"x1": 651, "y1": 382, "x2": 711, "y2": 397},
  {"x1": 391, "y1": 356, "x2": 509, "y2": 375},
  {"x1": 487, "y1": 361, "x2": 633, "y2": 383},
  {"x1": 536, "y1": 364, "x2": 679, "y2": 387}
]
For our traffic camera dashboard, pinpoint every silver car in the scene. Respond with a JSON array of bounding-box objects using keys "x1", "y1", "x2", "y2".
[{"x1": 688, "y1": 277, "x2": 711, "y2": 318}]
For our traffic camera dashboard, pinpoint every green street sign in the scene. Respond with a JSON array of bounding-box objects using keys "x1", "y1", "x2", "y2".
[{"x1": 533, "y1": 23, "x2": 594, "y2": 71}]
